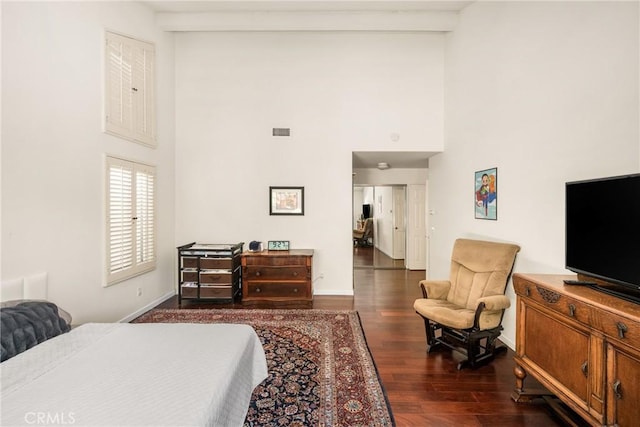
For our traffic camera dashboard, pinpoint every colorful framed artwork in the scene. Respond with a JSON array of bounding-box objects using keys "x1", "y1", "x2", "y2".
[
  {"x1": 475, "y1": 168, "x2": 497, "y2": 220},
  {"x1": 269, "y1": 186, "x2": 304, "y2": 216}
]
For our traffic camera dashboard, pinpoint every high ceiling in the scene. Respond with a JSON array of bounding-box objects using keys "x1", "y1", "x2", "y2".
[{"x1": 144, "y1": 1, "x2": 461, "y2": 169}]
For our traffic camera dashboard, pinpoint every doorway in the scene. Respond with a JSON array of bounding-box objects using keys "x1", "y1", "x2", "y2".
[{"x1": 353, "y1": 185, "x2": 406, "y2": 270}]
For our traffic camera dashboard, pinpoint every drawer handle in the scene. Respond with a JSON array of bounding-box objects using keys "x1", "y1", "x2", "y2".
[
  {"x1": 525, "y1": 286, "x2": 530, "y2": 297},
  {"x1": 292, "y1": 271, "x2": 298, "y2": 277},
  {"x1": 293, "y1": 288, "x2": 298, "y2": 293},
  {"x1": 568, "y1": 304, "x2": 576, "y2": 317},
  {"x1": 255, "y1": 271, "x2": 261, "y2": 277},
  {"x1": 613, "y1": 380, "x2": 623, "y2": 400},
  {"x1": 580, "y1": 361, "x2": 588, "y2": 377},
  {"x1": 255, "y1": 287, "x2": 261, "y2": 293},
  {"x1": 616, "y1": 322, "x2": 628, "y2": 339}
]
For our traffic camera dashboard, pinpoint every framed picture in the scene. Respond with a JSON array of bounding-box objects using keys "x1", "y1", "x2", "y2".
[
  {"x1": 475, "y1": 168, "x2": 497, "y2": 220},
  {"x1": 270, "y1": 186, "x2": 304, "y2": 216}
]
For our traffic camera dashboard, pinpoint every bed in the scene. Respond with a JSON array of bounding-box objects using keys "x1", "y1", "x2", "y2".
[{"x1": 1, "y1": 301, "x2": 268, "y2": 426}]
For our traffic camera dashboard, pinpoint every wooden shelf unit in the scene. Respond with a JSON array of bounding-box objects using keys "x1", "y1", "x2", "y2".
[{"x1": 177, "y1": 242, "x2": 243, "y2": 304}]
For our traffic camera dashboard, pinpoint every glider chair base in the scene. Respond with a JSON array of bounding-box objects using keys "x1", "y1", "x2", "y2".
[{"x1": 419, "y1": 316, "x2": 507, "y2": 370}]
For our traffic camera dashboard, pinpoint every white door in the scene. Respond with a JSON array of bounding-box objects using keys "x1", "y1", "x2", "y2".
[
  {"x1": 392, "y1": 186, "x2": 406, "y2": 260},
  {"x1": 406, "y1": 184, "x2": 427, "y2": 270}
]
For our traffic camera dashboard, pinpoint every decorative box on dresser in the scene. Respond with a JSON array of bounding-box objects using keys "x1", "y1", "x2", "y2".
[
  {"x1": 512, "y1": 273, "x2": 640, "y2": 427},
  {"x1": 177, "y1": 242, "x2": 243, "y2": 304},
  {"x1": 241, "y1": 250, "x2": 313, "y2": 302}
]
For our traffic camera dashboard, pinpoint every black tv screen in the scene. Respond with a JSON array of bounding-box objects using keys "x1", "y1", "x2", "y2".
[
  {"x1": 362, "y1": 204, "x2": 372, "y2": 219},
  {"x1": 565, "y1": 173, "x2": 640, "y2": 292}
]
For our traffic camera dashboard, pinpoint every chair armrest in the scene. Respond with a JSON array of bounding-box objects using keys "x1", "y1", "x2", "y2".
[
  {"x1": 418, "y1": 280, "x2": 451, "y2": 299},
  {"x1": 473, "y1": 295, "x2": 511, "y2": 330},
  {"x1": 476, "y1": 295, "x2": 511, "y2": 311}
]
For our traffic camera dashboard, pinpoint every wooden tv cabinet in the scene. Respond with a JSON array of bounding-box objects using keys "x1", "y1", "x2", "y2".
[{"x1": 512, "y1": 273, "x2": 640, "y2": 426}]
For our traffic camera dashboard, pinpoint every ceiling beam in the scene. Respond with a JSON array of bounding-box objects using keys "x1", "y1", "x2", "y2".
[{"x1": 155, "y1": 10, "x2": 459, "y2": 32}]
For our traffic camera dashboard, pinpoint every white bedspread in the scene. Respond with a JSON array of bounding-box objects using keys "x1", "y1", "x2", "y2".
[{"x1": 1, "y1": 323, "x2": 267, "y2": 427}]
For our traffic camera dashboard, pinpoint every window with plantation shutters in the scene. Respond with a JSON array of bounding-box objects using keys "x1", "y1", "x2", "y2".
[
  {"x1": 106, "y1": 156, "x2": 156, "y2": 285},
  {"x1": 105, "y1": 31, "x2": 156, "y2": 147}
]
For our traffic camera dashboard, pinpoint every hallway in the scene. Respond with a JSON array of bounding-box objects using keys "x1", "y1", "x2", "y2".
[{"x1": 353, "y1": 245, "x2": 406, "y2": 269}]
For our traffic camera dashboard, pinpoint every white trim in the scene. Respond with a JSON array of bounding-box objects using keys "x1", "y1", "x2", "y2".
[
  {"x1": 156, "y1": 10, "x2": 460, "y2": 32},
  {"x1": 313, "y1": 289, "x2": 355, "y2": 296},
  {"x1": 118, "y1": 290, "x2": 175, "y2": 323},
  {"x1": 500, "y1": 334, "x2": 515, "y2": 351}
]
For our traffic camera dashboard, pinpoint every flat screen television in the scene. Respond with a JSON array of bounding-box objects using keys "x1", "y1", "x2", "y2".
[
  {"x1": 565, "y1": 173, "x2": 640, "y2": 302},
  {"x1": 362, "y1": 204, "x2": 372, "y2": 219}
]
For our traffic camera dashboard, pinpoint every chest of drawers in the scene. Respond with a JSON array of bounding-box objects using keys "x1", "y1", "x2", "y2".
[
  {"x1": 177, "y1": 242, "x2": 243, "y2": 303},
  {"x1": 241, "y1": 250, "x2": 313, "y2": 302}
]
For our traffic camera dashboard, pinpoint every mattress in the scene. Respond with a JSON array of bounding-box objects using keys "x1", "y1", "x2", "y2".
[{"x1": 1, "y1": 323, "x2": 268, "y2": 426}]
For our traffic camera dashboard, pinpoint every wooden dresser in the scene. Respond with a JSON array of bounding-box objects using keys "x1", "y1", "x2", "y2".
[
  {"x1": 241, "y1": 250, "x2": 313, "y2": 302},
  {"x1": 512, "y1": 273, "x2": 640, "y2": 426}
]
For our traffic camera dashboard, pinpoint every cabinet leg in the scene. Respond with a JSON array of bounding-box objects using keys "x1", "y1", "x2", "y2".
[
  {"x1": 511, "y1": 363, "x2": 553, "y2": 403},
  {"x1": 514, "y1": 363, "x2": 527, "y2": 393}
]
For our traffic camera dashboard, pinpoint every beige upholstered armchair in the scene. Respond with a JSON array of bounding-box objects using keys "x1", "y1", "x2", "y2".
[
  {"x1": 413, "y1": 238, "x2": 520, "y2": 369},
  {"x1": 353, "y1": 218, "x2": 373, "y2": 246}
]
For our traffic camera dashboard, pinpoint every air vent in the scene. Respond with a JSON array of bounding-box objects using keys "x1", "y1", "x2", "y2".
[{"x1": 272, "y1": 128, "x2": 291, "y2": 137}]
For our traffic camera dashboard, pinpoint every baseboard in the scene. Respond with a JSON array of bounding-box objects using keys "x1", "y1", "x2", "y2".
[
  {"x1": 500, "y1": 335, "x2": 515, "y2": 351},
  {"x1": 119, "y1": 290, "x2": 175, "y2": 323},
  {"x1": 314, "y1": 289, "x2": 355, "y2": 296}
]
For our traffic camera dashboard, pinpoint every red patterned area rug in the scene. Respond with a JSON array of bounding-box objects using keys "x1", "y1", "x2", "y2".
[{"x1": 133, "y1": 309, "x2": 395, "y2": 427}]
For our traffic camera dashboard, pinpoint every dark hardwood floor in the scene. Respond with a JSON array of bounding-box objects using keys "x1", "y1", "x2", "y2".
[
  {"x1": 353, "y1": 244, "x2": 406, "y2": 269},
  {"x1": 156, "y1": 268, "x2": 568, "y2": 426}
]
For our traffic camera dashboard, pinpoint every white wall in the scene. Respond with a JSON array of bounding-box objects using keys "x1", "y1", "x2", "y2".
[
  {"x1": 1, "y1": 1, "x2": 176, "y2": 323},
  {"x1": 174, "y1": 32, "x2": 444, "y2": 295},
  {"x1": 430, "y1": 1, "x2": 639, "y2": 348},
  {"x1": 7, "y1": 2, "x2": 633, "y2": 331},
  {"x1": 353, "y1": 167, "x2": 428, "y2": 186},
  {"x1": 362, "y1": 187, "x2": 374, "y2": 211}
]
